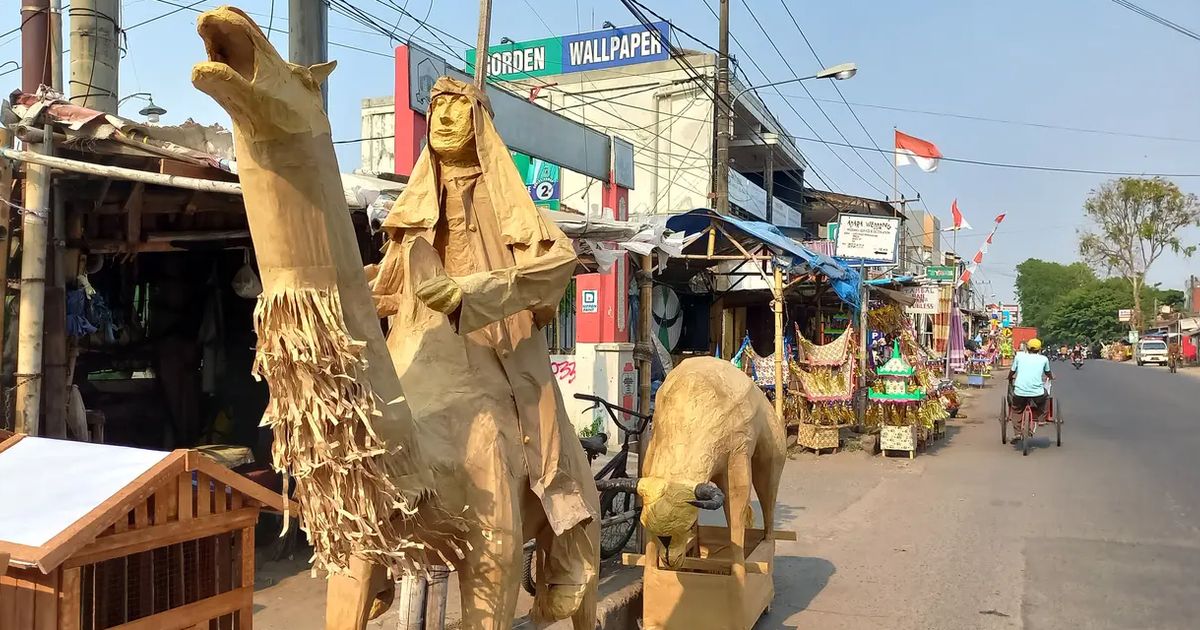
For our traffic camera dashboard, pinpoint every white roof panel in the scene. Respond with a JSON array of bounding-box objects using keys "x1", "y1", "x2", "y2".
[{"x1": 0, "y1": 437, "x2": 170, "y2": 547}]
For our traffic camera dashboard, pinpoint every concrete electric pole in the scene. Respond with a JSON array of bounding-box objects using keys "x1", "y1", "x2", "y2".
[
  {"x1": 69, "y1": 0, "x2": 120, "y2": 113},
  {"x1": 713, "y1": 0, "x2": 730, "y2": 214},
  {"x1": 289, "y1": 0, "x2": 329, "y2": 108}
]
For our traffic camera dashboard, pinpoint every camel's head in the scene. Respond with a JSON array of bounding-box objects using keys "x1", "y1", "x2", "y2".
[
  {"x1": 192, "y1": 6, "x2": 335, "y2": 138},
  {"x1": 635, "y1": 477, "x2": 724, "y2": 568}
]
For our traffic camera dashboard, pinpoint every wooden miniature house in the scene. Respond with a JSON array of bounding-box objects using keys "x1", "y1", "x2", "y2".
[{"x1": 0, "y1": 435, "x2": 289, "y2": 630}]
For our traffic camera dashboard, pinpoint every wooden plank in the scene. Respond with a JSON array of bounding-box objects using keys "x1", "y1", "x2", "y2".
[
  {"x1": 196, "y1": 473, "x2": 212, "y2": 517},
  {"x1": 0, "y1": 579, "x2": 17, "y2": 630},
  {"x1": 124, "y1": 181, "x2": 144, "y2": 247},
  {"x1": 106, "y1": 586, "x2": 252, "y2": 630},
  {"x1": 15, "y1": 576, "x2": 34, "y2": 630},
  {"x1": 621, "y1": 553, "x2": 769, "y2": 575},
  {"x1": 0, "y1": 552, "x2": 7, "y2": 578},
  {"x1": 190, "y1": 455, "x2": 292, "y2": 514},
  {"x1": 60, "y1": 567, "x2": 82, "y2": 630},
  {"x1": 178, "y1": 471, "x2": 194, "y2": 521},
  {"x1": 34, "y1": 452, "x2": 187, "y2": 573},
  {"x1": 31, "y1": 569, "x2": 58, "y2": 630},
  {"x1": 0, "y1": 434, "x2": 25, "y2": 457},
  {"x1": 230, "y1": 492, "x2": 242, "y2": 511},
  {"x1": 165, "y1": 481, "x2": 180, "y2": 521},
  {"x1": 154, "y1": 489, "x2": 169, "y2": 526},
  {"x1": 65, "y1": 510, "x2": 258, "y2": 568},
  {"x1": 134, "y1": 501, "x2": 150, "y2": 529},
  {"x1": 213, "y1": 483, "x2": 227, "y2": 515},
  {"x1": 239, "y1": 527, "x2": 253, "y2": 589}
]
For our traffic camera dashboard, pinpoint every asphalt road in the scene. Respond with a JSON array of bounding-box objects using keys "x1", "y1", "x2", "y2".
[{"x1": 761, "y1": 360, "x2": 1200, "y2": 630}]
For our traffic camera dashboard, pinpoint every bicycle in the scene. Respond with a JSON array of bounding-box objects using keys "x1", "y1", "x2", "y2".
[{"x1": 521, "y1": 392, "x2": 652, "y2": 595}]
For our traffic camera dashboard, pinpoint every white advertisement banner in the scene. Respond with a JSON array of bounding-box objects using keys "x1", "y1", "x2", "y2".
[
  {"x1": 834, "y1": 213, "x2": 901, "y2": 263},
  {"x1": 904, "y1": 285, "x2": 940, "y2": 315}
]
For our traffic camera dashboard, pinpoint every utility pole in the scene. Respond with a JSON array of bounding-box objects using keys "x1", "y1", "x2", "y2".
[
  {"x1": 289, "y1": 0, "x2": 328, "y2": 108},
  {"x1": 473, "y1": 0, "x2": 493, "y2": 87},
  {"x1": 713, "y1": 0, "x2": 730, "y2": 214},
  {"x1": 49, "y1": 0, "x2": 63, "y2": 93},
  {"x1": 69, "y1": 0, "x2": 120, "y2": 113},
  {"x1": 763, "y1": 143, "x2": 774, "y2": 223},
  {"x1": 21, "y1": 0, "x2": 53, "y2": 92}
]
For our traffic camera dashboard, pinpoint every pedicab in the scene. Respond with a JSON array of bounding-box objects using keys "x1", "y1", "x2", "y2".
[{"x1": 998, "y1": 380, "x2": 1062, "y2": 456}]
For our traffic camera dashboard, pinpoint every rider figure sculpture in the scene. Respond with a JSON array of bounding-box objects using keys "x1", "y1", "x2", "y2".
[{"x1": 1009, "y1": 338, "x2": 1052, "y2": 417}]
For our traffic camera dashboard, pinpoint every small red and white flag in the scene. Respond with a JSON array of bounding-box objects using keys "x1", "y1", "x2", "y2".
[
  {"x1": 894, "y1": 130, "x2": 943, "y2": 173},
  {"x1": 948, "y1": 199, "x2": 972, "y2": 231},
  {"x1": 958, "y1": 213, "x2": 1006, "y2": 286}
]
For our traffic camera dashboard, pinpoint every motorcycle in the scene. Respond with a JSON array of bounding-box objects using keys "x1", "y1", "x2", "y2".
[{"x1": 1071, "y1": 353, "x2": 1083, "y2": 370}]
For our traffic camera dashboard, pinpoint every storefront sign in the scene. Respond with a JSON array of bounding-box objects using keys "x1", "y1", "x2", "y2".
[
  {"x1": 511, "y1": 151, "x2": 561, "y2": 210},
  {"x1": 1118, "y1": 308, "x2": 1133, "y2": 322},
  {"x1": 581, "y1": 289, "x2": 599, "y2": 314},
  {"x1": 904, "y1": 285, "x2": 940, "y2": 315},
  {"x1": 834, "y1": 214, "x2": 901, "y2": 263},
  {"x1": 466, "y1": 22, "x2": 670, "y2": 81},
  {"x1": 926, "y1": 265, "x2": 955, "y2": 282}
]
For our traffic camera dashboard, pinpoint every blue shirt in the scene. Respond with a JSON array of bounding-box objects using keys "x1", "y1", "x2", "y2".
[{"x1": 1011, "y1": 352, "x2": 1050, "y2": 396}]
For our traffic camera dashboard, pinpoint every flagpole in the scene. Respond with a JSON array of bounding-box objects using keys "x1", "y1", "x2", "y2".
[{"x1": 947, "y1": 227, "x2": 957, "y2": 380}]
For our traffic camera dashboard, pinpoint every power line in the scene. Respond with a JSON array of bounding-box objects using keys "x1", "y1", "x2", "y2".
[
  {"x1": 734, "y1": 0, "x2": 893, "y2": 196},
  {"x1": 781, "y1": 134, "x2": 1200, "y2": 178},
  {"x1": 1109, "y1": 0, "x2": 1200, "y2": 42},
  {"x1": 775, "y1": 94, "x2": 1200, "y2": 145}
]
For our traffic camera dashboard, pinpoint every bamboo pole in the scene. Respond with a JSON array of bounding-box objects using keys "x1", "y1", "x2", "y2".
[
  {"x1": 14, "y1": 131, "x2": 53, "y2": 435},
  {"x1": 773, "y1": 264, "x2": 784, "y2": 424},
  {"x1": 0, "y1": 147, "x2": 243, "y2": 195}
]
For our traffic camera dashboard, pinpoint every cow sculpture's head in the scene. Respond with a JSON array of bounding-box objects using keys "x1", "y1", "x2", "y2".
[
  {"x1": 192, "y1": 6, "x2": 336, "y2": 139},
  {"x1": 609, "y1": 477, "x2": 724, "y2": 568}
]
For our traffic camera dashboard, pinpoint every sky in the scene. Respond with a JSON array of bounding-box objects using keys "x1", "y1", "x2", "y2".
[{"x1": 3, "y1": 0, "x2": 1200, "y2": 303}]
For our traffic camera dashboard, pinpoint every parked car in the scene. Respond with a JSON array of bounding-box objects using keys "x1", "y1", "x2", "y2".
[{"x1": 1135, "y1": 338, "x2": 1169, "y2": 366}]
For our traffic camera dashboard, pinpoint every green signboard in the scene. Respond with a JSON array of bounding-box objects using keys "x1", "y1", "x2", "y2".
[
  {"x1": 466, "y1": 36, "x2": 564, "y2": 81},
  {"x1": 511, "y1": 151, "x2": 561, "y2": 210},
  {"x1": 926, "y1": 265, "x2": 955, "y2": 282}
]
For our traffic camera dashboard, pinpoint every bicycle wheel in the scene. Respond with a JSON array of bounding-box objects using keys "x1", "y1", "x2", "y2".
[
  {"x1": 1022, "y1": 412, "x2": 1030, "y2": 456},
  {"x1": 599, "y1": 487, "x2": 638, "y2": 560}
]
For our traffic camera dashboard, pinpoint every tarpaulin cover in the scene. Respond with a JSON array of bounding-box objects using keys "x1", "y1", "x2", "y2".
[{"x1": 666, "y1": 210, "x2": 860, "y2": 308}]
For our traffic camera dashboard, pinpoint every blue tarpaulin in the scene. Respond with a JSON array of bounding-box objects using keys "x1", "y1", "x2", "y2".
[{"x1": 666, "y1": 210, "x2": 861, "y2": 308}]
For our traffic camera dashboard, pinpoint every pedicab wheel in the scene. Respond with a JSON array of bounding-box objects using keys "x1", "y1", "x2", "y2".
[
  {"x1": 1021, "y1": 412, "x2": 1030, "y2": 456},
  {"x1": 1055, "y1": 399, "x2": 1063, "y2": 447},
  {"x1": 999, "y1": 396, "x2": 1009, "y2": 445}
]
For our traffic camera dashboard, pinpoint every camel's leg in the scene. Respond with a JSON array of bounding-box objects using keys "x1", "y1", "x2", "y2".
[
  {"x1": 724, "y1": 451, "x2": 754, "y2": 619},
  {"x1": 325, "y1": 556, "x2": 389, "y2": 630}
]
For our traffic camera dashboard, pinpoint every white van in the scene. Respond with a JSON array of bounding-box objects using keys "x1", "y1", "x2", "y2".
[{"x1": 1135, "y1": 339, "x2": 1169, "y2": 366}]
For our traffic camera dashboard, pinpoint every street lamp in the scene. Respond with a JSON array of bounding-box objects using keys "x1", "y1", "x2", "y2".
[
  {"x1": 731, "y1": 62, "x2": 857, "y2": 107},
  {"x1": 117, "y1": 92, "x2": 167, "y2": 124}
]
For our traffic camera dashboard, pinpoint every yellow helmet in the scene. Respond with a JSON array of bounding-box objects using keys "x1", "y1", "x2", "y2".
[{"x1": 1028, "y1": 338, "x2": 1043, "y2": 351}]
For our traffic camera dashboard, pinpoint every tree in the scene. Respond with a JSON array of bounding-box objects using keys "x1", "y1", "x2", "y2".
[
  {"x1": 1014, "y1": 259, "x2": 1096, "y2": 329},
  {"x1": 1078, "y1": 177, "x2": 1200, "y2": 331},
  {"x1": 1041, "y1": 280, "x2": 1131, "y2": 344}
]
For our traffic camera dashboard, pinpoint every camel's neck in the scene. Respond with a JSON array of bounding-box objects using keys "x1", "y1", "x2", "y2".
[{"x1": 232, "y1": 129, "x2": 347, "y2": 275}]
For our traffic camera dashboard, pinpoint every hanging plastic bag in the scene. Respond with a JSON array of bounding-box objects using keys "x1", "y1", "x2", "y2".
[{"x1": 232, "y1": 249, "x2": 262, "y2": 299}]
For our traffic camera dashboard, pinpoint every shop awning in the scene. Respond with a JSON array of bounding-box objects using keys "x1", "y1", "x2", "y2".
[{"x1": 665, "y1": 209, "x2": 860, "y2": 308}]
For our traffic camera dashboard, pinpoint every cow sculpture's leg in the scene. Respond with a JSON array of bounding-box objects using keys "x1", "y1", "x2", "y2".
[
  {"x1": 752, "y1": 442, "x2": 783, "y2": 538},
  {"x1": 724, "y1": 452, "x2": 755, "y2": 621}
]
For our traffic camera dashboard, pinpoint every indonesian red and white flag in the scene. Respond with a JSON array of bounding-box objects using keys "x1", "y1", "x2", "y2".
[
  {"x1": 958, "y1": 213, "x2": 1006, "y2": 286},
  {"x1": 949, "y1": 199, "x2": 971, "y2": 231},
  {"x1": 895, "y1": 130, "x2": 942, "y2": 172}
]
